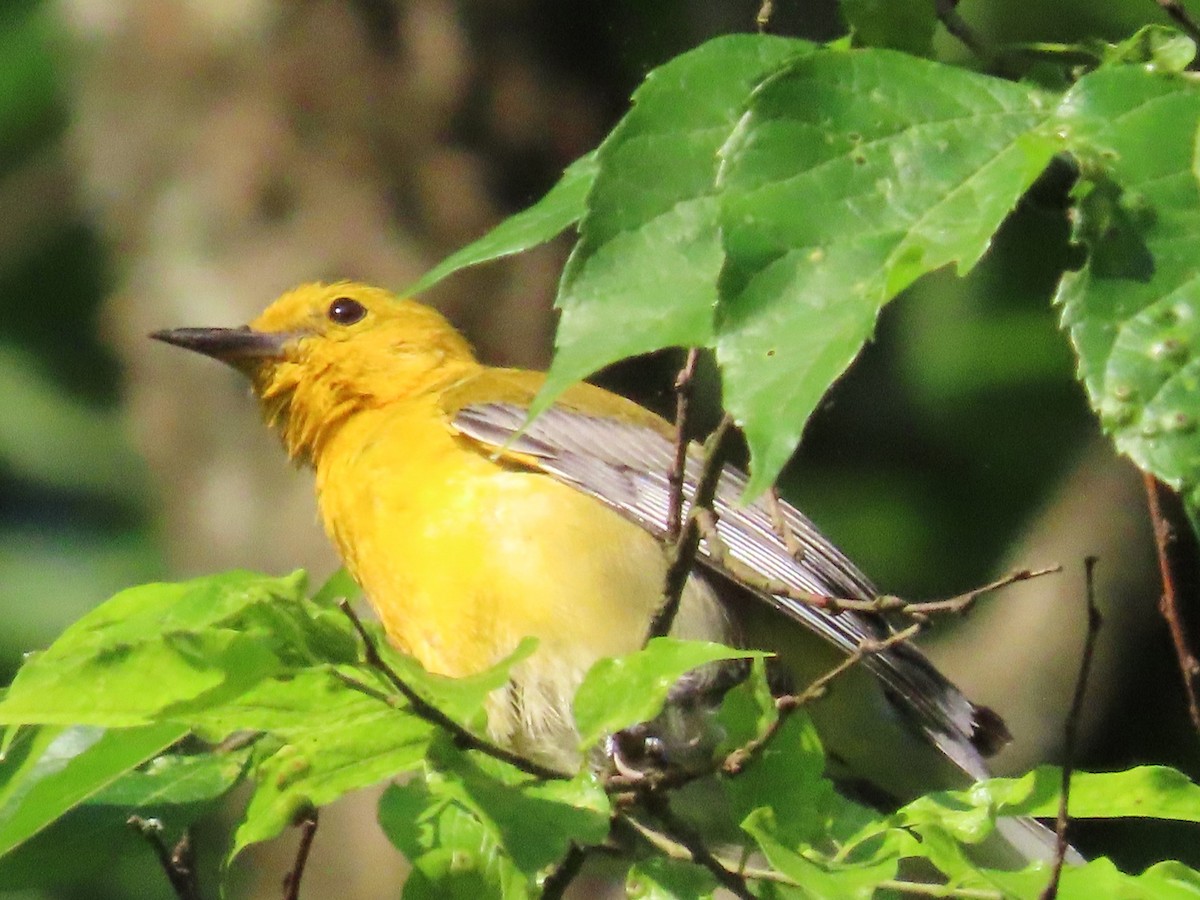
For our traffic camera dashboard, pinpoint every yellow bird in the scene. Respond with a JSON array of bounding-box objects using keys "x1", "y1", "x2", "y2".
[{"x1": 153, "y1": 281, "x2": 1057, "y2": 861}]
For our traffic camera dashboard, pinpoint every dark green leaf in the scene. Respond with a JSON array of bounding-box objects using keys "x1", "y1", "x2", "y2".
[
  {"x1": 1055, "y1": 65, "x2": 1200, "y2": 525},
  {"x1": 88, "y1": 744, "x2": 252, "y2": 808},
  {"x1": 534, "y1": 34, "x2": 811, "y2": 417},
  {"x1": 0, "y1": 723, "x2": 184, "y2": 858},
  {"x1": 841, "y1": 0, "x2": 937, "y2": 55},
  {"x1": 572, "y1": 638, "x2": 763, "y2": 750},
  {"x1": 716, "y1": 48, "x2": 1059, "y2": 494},
  {"x1": 626, "y1": 857, "x2": 717, "y2": 899}
]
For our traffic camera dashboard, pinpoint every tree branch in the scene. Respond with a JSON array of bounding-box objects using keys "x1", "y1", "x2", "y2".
[
  {"x1": 724, "y1": 622, "x2": 923, "y2": 776},
  {"x1": 281, "y1": 810, "x2": 319, "y2": 900},
  {"x1": 934, "y1": 0, "x2": 991, "y2": 60},
  {"x1": 1151, "y1": 0, "x2": 1200, "y2": 44},
  {"x1": 1039, "y1": 557, "x2": 1101, "y2": 900},
  {"x1": 646, "y1": 414, "x2": 734, "y2": 642},
  {"x1": 1143, "y1": 472, "x2": 1200, "y2": 732},
  {"x1": 335, "y1": 600, "x2": 569, "y2": 781},
  {"x1": 696, "y1": 507, "x2": 1058, "y2": 621},
  {"x1": 639, "y1": 794, "x2": 755, "y2": 900},
  {"x1": 540, "y1": 842, "x2": 588, "y2": 899},
  {"x1": 666, "y1": 349, "x2": 701, "y2": 540},
  {"x1": 128, "y1": 817, "x2": 201, "y2": 900}
]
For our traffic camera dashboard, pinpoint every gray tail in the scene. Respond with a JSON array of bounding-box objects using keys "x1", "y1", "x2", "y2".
[{"x1": 993, "y1": 816, "x2": 1085, "y2": 867}]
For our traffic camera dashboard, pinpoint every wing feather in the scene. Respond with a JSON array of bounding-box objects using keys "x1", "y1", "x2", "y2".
[{"x1": 452, "y1": 401, "x2": 1004, "y2": 779}]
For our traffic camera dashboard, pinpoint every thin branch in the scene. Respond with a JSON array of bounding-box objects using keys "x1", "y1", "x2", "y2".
[
  {"x1": 619, "y1": 813, "x2": 1001, "y2": 897},
  {"x1": 934, "y1": 0, "x2": 990, "y2": 60},
  {"x1": 336, "y1": 601, "x2": 569, "y2": 781},
  {"x1": 646, "y1": 414, "x2": 734, "y2": 642},
  {"x1": 540, "y1": 842, "x2": 588, "y2": 899},
  {"x1": 639, "y1": 794, "x2": 755, "y2": 900},
  {"x1": 1143, "y1": 472, "x2": 1200, "y2": 732},
  {"x1": 1152, "y1": 0, "x2": 1200, "y2": 44},
  {"x1": 756, "y1": 0, "x2": 775, "y2": 33},
  {"x1": 696, "y1": 507, "x2": 1058, "y2": 621},
  {"x1": 128, "y1": 817, "x2": 201, "y2": 900},
  {"x1": 766, "y1": 486, "x2": 805, "y2": 561},
  {"x1": 666, "y1": 349, "x2": 701, "y2": 540},
  {"x1": 724, "y1": 622, "x2": 922, "y2": 776},
  {"x1": 1040, "y1": 557, "x2": 1102, "y2": 900},
  {"x1": 282, "y1": 810, "x2": 319, "y2": 900}
]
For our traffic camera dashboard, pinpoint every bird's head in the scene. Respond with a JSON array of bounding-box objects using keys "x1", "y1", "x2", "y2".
[{"x1": 152, "y1": 281, "x2": 479, "y2": 461}]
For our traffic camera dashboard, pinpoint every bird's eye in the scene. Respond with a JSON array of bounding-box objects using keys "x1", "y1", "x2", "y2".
[{"x1": 327, "y1": 297, "x2": 366, "y2": 325}]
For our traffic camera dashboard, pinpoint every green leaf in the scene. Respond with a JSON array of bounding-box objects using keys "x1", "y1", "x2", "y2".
[
  {"x1": 981, "y1": 765, "x2": 1200, "y2": 822},
  {"x1": 626, "y1": 857, "x2": 717, "y2": 899},
  {"x1": 742, "y1": 807, "x2": 897, "y2": 899},
  {"x1": 1055, "y1": 65, "x2": 1200, "y2": 525},
  {"x1": 422, "y1": 740, "x2": 610, "y2": 876},
  {"x1": 0, "y1": 723, "x2": 184, "y2": 858},
  {"x1": 380, "y1": 783, "x2": 530, "y2": 900},
  {"x1": 88, "y1": 744, "x2": 252, "y2": 808},
  {"x1": 227, "y1": 669, "x2": 434, "y2": 859},
  {"x1": 841, "y1": 0, "x2": 937, "y2": 55},
  {"x1": 716, "y1": 48, "x2": 1059, "y2": 495},
  {"x1": 534, "y1": 34, "x2": 811, "y2": 417},
  {"x1": 984, "y1": 857, "x2": 1200, "y2": 899},
  {"x1": 0, "y1": 571, "x2": 365, "y2": 728},
  {"x1": 406, "y1": 152, "x2": 599, "y2": 297},
  {"x1": 572, "y1": 638, "x2": 763, "y2": 750}
]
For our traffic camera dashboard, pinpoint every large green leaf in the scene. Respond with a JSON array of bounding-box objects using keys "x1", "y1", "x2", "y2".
[
  {"x1": 716, "y1": 48, "x2": 1059, "y2": 494},
  {"x1": 1055, "y1": 64, "x2": 1200, "y2": 524},
  {"x1": 533, "y1": 34, "x2": 811, "y2": 417},
  {"x1": 571, "y1": 638, "x2": 762, "y2": 750},
  {"x1": 0, "y1": 724, "x2": 185, "y2": 858},
  {"x1": 0, "y1": 571, "x2": 353, "y2": 727}
]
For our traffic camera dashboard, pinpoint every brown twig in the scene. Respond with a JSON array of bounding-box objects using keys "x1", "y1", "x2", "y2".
[
  {"x1": 696, "y1": 508, "x2": 1059, "y2": 621},
  {"x1": 756, "y1": 0, "x2": 774, "y2": 33},
  {"x1": 934, "y1": 0, "x2": 990, "y2": 59},
  {"x1": 1144, "y1": 473, "x2": 1200, "y2": 732},
  {"x1": 128, "y1": 817, "x2": 201, "y2": 900},
  {"x1": 282, "y1": 810, "x2": 319, "y2": 900},
  {"x1": 766, "y1": 486, "x2": 805, "y2": 561},
  {"x1": 1040, "y1": 557, "x2": 1102, "y2": 900},
  {"x1": 667, "y1": 349, "x2": 701, "y2": 540},
  {"x1": 619, "y1": 812, "x2": 1001, "y2": 897},
  {"x1": 639, "y1": 795, "x2": 755, "y2": 900},
  {"x1": 1152, "y1": 0, "x2": 1200, "y2": 43},
  {"x1": 646, "y1": 414, "x2": 734, "y2": 642},
  {"x1": 540, "y1": 842, "x2": 588, "y2": 899},
  {"x1": 724, "y1": 622, "x2": 923, "y2": 776},
  {"x1": 335, "y1": 600, "x2": 569, "y2": 781}
]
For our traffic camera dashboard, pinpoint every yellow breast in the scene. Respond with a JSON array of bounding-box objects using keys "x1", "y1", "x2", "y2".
[{"x1": 313, "y1": 397, "x2": 729, "y2": 765}]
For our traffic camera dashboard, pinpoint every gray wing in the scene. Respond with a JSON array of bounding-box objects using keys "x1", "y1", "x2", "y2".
[{"x1": 452, "y1": 401, "x2": 1005, "y2": 780}]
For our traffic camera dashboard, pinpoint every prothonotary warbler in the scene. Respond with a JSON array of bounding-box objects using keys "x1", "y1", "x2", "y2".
[{"x1": 153, "y1": 281, "x2": 1065, "y2": 863}]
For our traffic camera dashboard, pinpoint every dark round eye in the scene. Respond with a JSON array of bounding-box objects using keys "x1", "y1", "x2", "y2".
[{"x1": 327, "y1": 297, "x2": 366, "y2": 325}]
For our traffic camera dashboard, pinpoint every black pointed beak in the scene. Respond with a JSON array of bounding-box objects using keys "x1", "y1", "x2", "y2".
[{"x1": 150, "y1": 326, "x2": 294, "y2": 362}]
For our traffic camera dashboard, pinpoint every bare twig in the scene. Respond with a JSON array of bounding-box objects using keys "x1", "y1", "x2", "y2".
[
  {"x1": 666, "y1": 349, "x2": 701, "y2": 540},
  {"x1": 128, "y1": 817, "x2": 201, "y2": 900},
  {"x1": 640, "y1": 794, "x2": 755, "y2": 900},
  {"x1": 540, "y1": 843, "x2": 588, "y2": 899},
  {"x1": 724, "y1": 622, "x2": 922, "y2": 776},
  {"x1": 756, "y1": 0, "x2": 774, "y2": 33},
  {"x1": 335, "y1": 601, "x2": 569, "y2": 781},
  {"x1": 619, "y1": 813, "x2": 1001, "y2": 897},
  {"x1": 1144, "y1": 473, "x2": 1200, "y2": 732},
  {"x1": 766, "y1": 486, "x2": 805, "y2": 561},
  {"x1": 696, "y1": 508, "x2": 1058, "y2": 621},
  {"x1": 1040, "y1": 557, "x2": 1102, "y2": 900},
  {"x1": 1152, "y1": 0, "x2": 1200, "y2": 44},
  {"x1": 934, "y1": 0, "x2": 990, "y2": 59},
  {"x1": 282, "y1": 810, "x2": 319, "y2": 900},
  {"x1": 646, "y1": 414, "x2": 734, "y2": 642}
]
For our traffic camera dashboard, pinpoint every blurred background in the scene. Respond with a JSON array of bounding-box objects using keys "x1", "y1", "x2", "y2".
[{"x1": 0, "y1": 0, "x2": 1195, "y2": 896}]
